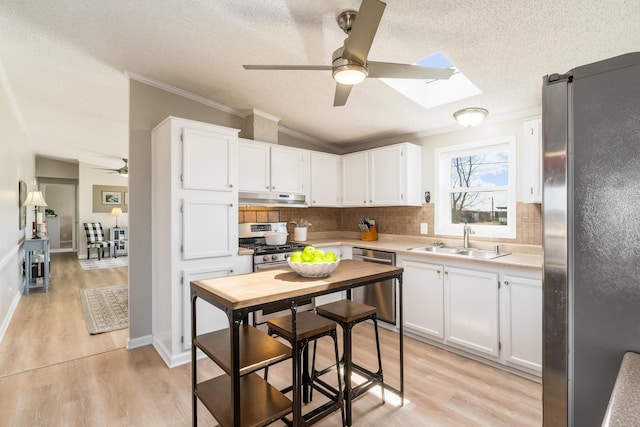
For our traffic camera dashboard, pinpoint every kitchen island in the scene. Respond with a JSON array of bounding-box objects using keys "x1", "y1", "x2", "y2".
[{"x1": 190, "y1": 259, "x2": 404, "y2": 426}]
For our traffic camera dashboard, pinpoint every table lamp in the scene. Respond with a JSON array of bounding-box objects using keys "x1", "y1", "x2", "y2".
[
  {"x1": 111, "y1": 207, "x2": 122, "y2": 228},
  {"x1": 23, "y1": 190, "x2": 48, "y2": 238}
]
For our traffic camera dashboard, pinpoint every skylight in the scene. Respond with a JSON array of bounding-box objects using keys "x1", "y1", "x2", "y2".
[{"x1": 379, "y1": 53, "x2": 481, "y2": 109}]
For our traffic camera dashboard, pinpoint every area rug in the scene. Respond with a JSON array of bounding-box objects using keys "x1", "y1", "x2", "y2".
[
  {"x1": 79, "y1": 256, "x2": 128, "y2": 270},
  {"x1": 80, "y1": 284, "x2": 129, "y2": 334}
]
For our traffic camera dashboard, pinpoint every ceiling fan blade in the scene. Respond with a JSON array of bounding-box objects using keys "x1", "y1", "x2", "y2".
[
  {"x1": 367, "y1": 61, "x2": 455, "y2": 80},
  {"x1": 243, "y1": 65, "x2": 331, "y2": 71},
  {"x1": 342, "y1": 0, "x2": 386, "y2": 64},
  {"x1": 333, "y1": 83, "x2": 353, "y2": 107}
]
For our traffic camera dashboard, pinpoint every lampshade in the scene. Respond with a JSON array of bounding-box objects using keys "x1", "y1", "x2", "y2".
[
  {"x1": 333, "y1": 64, "x2": 368, "y2": 85},
  {"x1": 23, "y1": 190, "x2": 48, "y2": 207},
  {"x1": 110, "y1": 207, "x2": 123, "y2": 217},
  {"x1": 453, "y1": 108, "x2": 489, "y2": 128}
]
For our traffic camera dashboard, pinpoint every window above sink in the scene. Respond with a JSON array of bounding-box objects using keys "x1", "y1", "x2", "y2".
[{"x1": 434, "y1": 136, "x2": 516, "y2": 239}]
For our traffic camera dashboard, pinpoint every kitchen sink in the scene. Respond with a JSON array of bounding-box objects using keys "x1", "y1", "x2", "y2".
[{"x1": 408, "y1": 245, "x2": 510, "y2": 260}]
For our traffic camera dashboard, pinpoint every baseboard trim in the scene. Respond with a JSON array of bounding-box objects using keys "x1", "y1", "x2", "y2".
[
  {"x1": 0, "y1": 288, "x2": 22, "y2": 344},
  {"x1": 127, "y1": 334, "x2": 153, "y2": 349}
]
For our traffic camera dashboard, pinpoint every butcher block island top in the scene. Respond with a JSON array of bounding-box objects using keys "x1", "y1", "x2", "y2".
[
  {"x1": 189, "y1": 259, "x2": 405, "y2": 427},
  {"x1": 191, "y1": 259, "x2": 404, "y2": 311}
]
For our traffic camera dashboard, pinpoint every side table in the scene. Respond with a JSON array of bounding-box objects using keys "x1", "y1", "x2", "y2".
[{"x1": 24, "y1": 238, "x2": 50, "y2": 294}]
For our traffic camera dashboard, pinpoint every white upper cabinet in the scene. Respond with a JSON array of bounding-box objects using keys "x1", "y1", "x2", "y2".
[
  {"x1": 238, "y1": 139, "x2": 271, "y2": 192},
  {"x1": 310, "y1": 151, "x2": 341, "y2": 206},
  {"x1": 342, "y1": 142, "x2": 422, "y2": 207},
  {"x1": 341, "y1": 151, "x2": 369, "y2": 206},
  {"x1": 270, "y1": 145, "x2": 309, "y2": 194},
  {"x1": 522, "y1": 118, "x2": 542, "y2": 203},
  {"x1": 182, "y1": 127, "x2": 236, "y2": 192},
  {"x1": 238, "y1": 139, "x2": 310, "y2": 195}
]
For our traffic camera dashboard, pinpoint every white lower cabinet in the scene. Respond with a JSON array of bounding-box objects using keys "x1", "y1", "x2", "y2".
[
  {"x1": 501, "y1": 273, "x2": 542, "y2": 373},
  {"x1": 399, "y1": 254, "x2": 541, "y2": 376},
  {"x1": 402, "y1": 260, "x2": 444, "y2": 339},
  {"x1": 445, "y1": 266, "x2": 500, "y2": 358}
]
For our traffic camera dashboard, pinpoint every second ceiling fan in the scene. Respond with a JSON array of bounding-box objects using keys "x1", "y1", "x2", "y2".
[{"x1": 243, "y1": 0, "x2": 454, "y2": 106}]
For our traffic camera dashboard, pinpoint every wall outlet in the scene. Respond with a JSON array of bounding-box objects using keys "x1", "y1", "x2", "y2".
[{"x1": 420, "y1": 223, "x2": 429, "y2": 234}]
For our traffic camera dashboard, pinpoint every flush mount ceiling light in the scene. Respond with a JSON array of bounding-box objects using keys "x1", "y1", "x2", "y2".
[{"x1": 453, "y1": 107, "x2": 488, "y2": 127}]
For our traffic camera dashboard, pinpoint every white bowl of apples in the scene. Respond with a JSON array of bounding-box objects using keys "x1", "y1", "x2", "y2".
[{"x1": 288, "y1": 246, "x2": 340, "y2": 278}]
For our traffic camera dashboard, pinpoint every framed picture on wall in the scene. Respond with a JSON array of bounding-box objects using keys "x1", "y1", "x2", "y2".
[
  {"x1": 18, "y1": 180, "x2": 27, "y2": 229},
  {"x1": 124, "y1": 192, "x2": 129, "y2": 205},
  {"x1": 102, "y1": 191, "x2": 122, "y2": 205}
]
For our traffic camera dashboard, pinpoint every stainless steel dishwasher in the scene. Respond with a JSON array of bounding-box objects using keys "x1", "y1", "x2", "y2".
[{"x1": 352, "y1": 247, "x2": 396, "y2": 325}]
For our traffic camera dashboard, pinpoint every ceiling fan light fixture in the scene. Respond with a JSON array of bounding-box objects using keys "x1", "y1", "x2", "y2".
[
  {"x1": 333, "y1": 64, "x2": 368, "y2": 85},
  {"x1": 453, "y1": 107, "x2": 488, "y2": 127}
]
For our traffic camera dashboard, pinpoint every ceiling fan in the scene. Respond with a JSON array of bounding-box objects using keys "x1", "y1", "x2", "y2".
[
  {"x1": 97, "y1": 158, "x2": 128, "y2": 177},
  {"x1": 243, "y1": 0, "x2": 454, "y2": 106}
]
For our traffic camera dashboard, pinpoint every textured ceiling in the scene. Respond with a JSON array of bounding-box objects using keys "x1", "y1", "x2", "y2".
[{"x1": 1, "y1": 0, "x2": 639, "y2": 168}]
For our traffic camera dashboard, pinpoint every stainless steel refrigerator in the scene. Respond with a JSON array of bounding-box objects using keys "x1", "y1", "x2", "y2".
[{"x1": 542, "y1": 52, "x2": 640, "y2": 426}]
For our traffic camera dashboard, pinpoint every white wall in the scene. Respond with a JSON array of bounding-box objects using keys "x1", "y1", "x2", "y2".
[
  {"x1": 415, "y1": 116, "x2": 541, "y2": 203},
  {"x1": 0, "y1": 72, "x2": 36, "y2": 342},
  {"x1": 78, "y1": 162, "x2": 128, "y2": 258}
]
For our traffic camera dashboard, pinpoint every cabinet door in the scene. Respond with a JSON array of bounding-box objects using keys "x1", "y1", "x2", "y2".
[
  {"x1": 182, "y1": 266, "x2": 233, "y2": 351},
  {"x1": 342, "y1": 151, "x2": 369, "y2": 206},
  {"x1": 270, "y1": 145, "x2": 309, "y2": 194},
  {"x1": 182, "y1": 127, "x2": 236, "y2": 192},
  {"x1": 182, "y1": 197, "x2": 233, "y2": 259},
  {"x1": 402, "y1": 260, "x2": 444, "y2": 339},
  {"x1": 310, "y1": 152, "x2": 340, "y2": 206},
  {"x1": 238, "y1": 140, "x2": 270, "y2": 192},
  {"x1": 445, "y1": 266, "x2": 500, "y2": 357},
  {"x1": 522, "y1": 118, "x2": 542, "y2": 203},
  {"x1": 503, "y1": 275, "x2": 542, "y2": 372},
  {"x1": 370, "y1": 145, "x2": 403, "y2": 205}
]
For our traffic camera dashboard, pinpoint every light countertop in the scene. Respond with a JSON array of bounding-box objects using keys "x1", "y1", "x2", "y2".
[
  {"x1": 602, "y1": 352, "x2": 640, "y2": 426},
  {"x1": 239, "y1": 232, "x2": 542, "y2": 271}
]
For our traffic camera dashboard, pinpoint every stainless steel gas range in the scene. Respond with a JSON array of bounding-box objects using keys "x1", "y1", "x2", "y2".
[
  {"x1": 239, "y1": 222, "x2": 313, "y2": 324},
  {"x1": 239, "y1": 222, "x2": 308, "y2": 272}
]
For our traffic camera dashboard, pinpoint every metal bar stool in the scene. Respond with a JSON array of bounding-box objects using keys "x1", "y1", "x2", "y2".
[
  {"x1": 314, "y1": 299, "x2": 384, "y2": 426},
  {"x1": 266, "y1": 310, "x2": 345, "y2": 426}
]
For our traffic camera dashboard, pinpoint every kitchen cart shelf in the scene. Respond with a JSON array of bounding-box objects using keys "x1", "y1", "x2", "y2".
[
  {"x1": 192, "y1": 321, "x2": 293, "y2": 425},
  {"x1": 195, "y1": 373, "x2": 292, "y2": 427},
  {"x1": 195, "y1": 325, "x2": 291, "y2": 376}
]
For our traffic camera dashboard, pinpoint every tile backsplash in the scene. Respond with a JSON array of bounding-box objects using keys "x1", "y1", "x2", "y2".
[{"x1": 239, "y1": 202, "x2": 541, "y2": 245}]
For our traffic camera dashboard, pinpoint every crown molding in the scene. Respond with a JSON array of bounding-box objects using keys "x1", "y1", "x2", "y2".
[
  {"x1": 126, "y1": 72, "x2": 339, "y2": 151},
  {"x1": 126, "y1": 72, "x2": 245, "y2": 117},
  {"x1": 277, "y1": 126, "x2": 340, "y2": 153},
  {"x1": 245, "y1": 108, "x2": 281, "y2": 122}
]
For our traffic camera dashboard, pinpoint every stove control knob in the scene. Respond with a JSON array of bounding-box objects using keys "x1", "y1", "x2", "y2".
[
  {"x1": 263, "y1": 255, "x2": 270, "y2": 262},
  {"x1": 271, "y1": 254, "x2": 278, "y2": 261},
  {"x1": 284, "y1": 253, "x2": 290, "y2": 259}
]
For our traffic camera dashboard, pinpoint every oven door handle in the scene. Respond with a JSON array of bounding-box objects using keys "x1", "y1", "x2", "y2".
[{"x1": 254, "y1": 262, "x2": 289, "y2": 272}]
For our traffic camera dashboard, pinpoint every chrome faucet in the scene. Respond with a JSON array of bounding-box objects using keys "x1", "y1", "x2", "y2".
[{"x1": 463, "y1": 223, "x2": 475, "y2": 248}]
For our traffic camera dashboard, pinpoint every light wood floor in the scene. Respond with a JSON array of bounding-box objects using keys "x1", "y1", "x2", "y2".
[{"x1": 0, "y1": 252, "x2": 542, "y2": 426}]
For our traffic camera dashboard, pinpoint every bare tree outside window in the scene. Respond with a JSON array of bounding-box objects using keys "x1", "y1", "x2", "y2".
[{"x1": 448, "y1": 152, "x2": 509, "y2": 226}]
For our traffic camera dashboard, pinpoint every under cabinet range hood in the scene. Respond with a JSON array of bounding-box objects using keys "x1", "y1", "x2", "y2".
[{"x1": 238, "y1": 191, "x2": 308, "y2": 208}]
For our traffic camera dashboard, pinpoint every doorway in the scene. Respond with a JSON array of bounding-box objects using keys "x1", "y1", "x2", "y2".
[{"x1": 40, "y1": 182, "x2": 78, "y2": 253}]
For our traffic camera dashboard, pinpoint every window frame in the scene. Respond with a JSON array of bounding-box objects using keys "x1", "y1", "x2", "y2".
[{"x1": 434, "y1": 135, "x2": 517, "y2": 239}]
